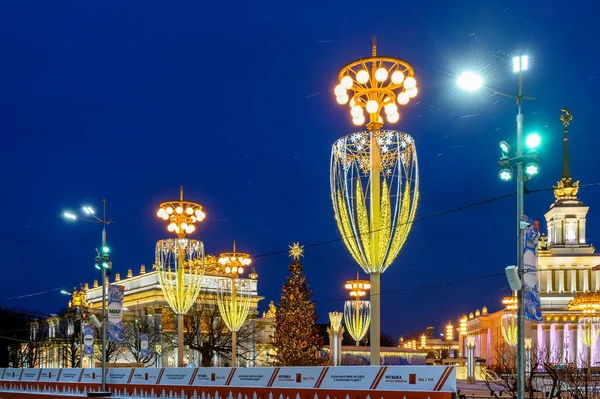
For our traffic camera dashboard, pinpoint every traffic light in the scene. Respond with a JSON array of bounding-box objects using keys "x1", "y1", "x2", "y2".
[
  {"x1": 525, "y1": 132, "x2": 541, "y2": 149},
  {"x1": 95, "y1": 245, "x2": 112, "y2": 270}
]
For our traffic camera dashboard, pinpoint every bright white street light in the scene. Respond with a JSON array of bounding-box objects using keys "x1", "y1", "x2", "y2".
[
  {"x1": 63, "y1": 212, "x2": 77, "y2": 220},
  {"x1": 457, "y1": 72, "x2": 483, "y2": 92},
  {"x1": 513, "y1": 55, "x2": 528, "y2": 72},
  {"x1": 60, "y1": 290, "x2": 70, "y2": 295},
  {"x1": 82, "y1": 206, "x2": 95, "y2": 215}
]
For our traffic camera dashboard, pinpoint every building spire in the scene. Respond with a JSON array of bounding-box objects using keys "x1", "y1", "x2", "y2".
[
  {"x1": 553, "y1": 108, "x2": 579, "y2": 202},
  {"x1": 560, "y1": 108, "x2": 573, "y2": 179}
]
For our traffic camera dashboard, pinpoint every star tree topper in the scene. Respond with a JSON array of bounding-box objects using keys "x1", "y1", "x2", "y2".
[{"x1": 288, "y1": 242, "x2": 304, "y2": 260}]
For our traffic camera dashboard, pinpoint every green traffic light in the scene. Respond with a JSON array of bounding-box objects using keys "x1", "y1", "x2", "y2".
[
  {"x1": 102, "y1": 246, "x2": 110, "y2": 254},
  {"x1": 499, "y1": 167, "x2": 513, "y2": 181},
  {"x1": 525, "y1": 133, "x2": 541, "y2": 149},
  {"x1": 526, "y1": 163, "x2": 539, "y2": 176}
]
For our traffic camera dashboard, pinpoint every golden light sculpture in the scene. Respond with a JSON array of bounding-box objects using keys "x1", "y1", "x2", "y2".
[
  {"x1": 501, "y1": 295, "x2": 518, "y2": 347},
  {"x1": 445, "y1": 322, "x2": 454, "y2": 341},
  {"x1": 332, "y1": 38, "x2": 419, "y2": 364},
  {"x1": 459, "y1": 315, "x2": 468, "y2": 336},
  {"x1": 216, "y1": 241, "x2": 252, "y2": 367},
  {"x1": 569, "y1": 291, "x2": 600, "y2": 371},
  {"x1": 328, "y1": 311, "x2": 344, "y2": 366},
  {"x1": 343, "y1": 273, "x2": 371, "y2": 346},
  {"x1": 420, "y1": 334, "x2": 427, "y2": 348},
  {"x1": 154, "y1": 186, "x2": 206, "y2": 367}
]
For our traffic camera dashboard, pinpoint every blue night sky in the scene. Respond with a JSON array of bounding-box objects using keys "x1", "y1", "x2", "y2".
[{"x1": 1, "y1": 0, "x2": 599, "y2": 340}]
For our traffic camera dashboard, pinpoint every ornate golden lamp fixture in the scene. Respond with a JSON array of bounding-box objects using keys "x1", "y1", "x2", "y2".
[
  {"x1": 569, "y1": 291, "x2": 600, "y2": 372},
  {"x1": 154, "y1": 186, "x2": 206, "y2": 367},
  {"x1": 156, "y1": 186, "x2": 206, "y2": 237},
  {"x1": 446, "y1": 322, "x2": 454, "y2": 341},
  {"x1": 216, "y1": 241, "x2": 252, "y2": 367},
  {"x1": 501, "y1": 295, "x2": 518, "y2": 347},
  {"x1": 331, "y1": 37, "x2": 419, "y2": 365},
  {"x1": 343, "y1": 273, "x2": 371, "y2": 346},
  {"x1": 335, "y1": 37, "x2": 418, "y2": 129}
]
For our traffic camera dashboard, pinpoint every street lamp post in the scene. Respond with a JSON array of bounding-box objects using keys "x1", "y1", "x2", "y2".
[
  {"x1": 154, "y1": 186, "x2": 206, "y2": 367},
  {"x1": 63, "y1": 199, "x2": 111, "y2": 396},
  {"x1": 331, "y1": 37, "x2": 420, "y2": 365},
  {"x1": 458, "y1": 55, "x2": 538, "y2": 399},
  {"x1": 343, "y1": 274, "x2": 371, "y2": 346},
  {"x1": 217, "y1": 242, "x2": 252, "y2": 368}
]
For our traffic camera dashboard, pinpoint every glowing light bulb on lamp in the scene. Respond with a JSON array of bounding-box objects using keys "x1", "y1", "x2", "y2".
[
  {"x1": 356, "y1": 70, "x2": 369, "y2": 84},
  {"x1": 375, "y1": 67, "x2": 388, "y2": 82},
  {"x1": 404, "y1": 76, "x2": 417, "y2": 90},
  {"x1": 366, "y1": 100, "x2": 379, "y2": 114},
  {"x1": 387, "y1": 112, "x2": 400, "y2": 123},
  {"x1": 336, "y1": 93, "x2": 349, "y2": 104},
  {"x1": 407, "y1": 87, "x2": 418, "y2": 98},
  {"x1": 352, "y1": 114, "x2": 365, "y2": 126},
  {"x1": 391, "y1": 70, "x2": 404, "y2": 84},
  {"x1": 397, "y1": 92, "x2": 409, "y2": 105},
  {"x1": 340, "y1": 75, "x2": 353, "y2": 89},
  {"x1": 334, "y1": 84, "x2": 346, "y2": 96},
  {"x1": 384, "y1": 103, "x2": 398, "y2": 115}
]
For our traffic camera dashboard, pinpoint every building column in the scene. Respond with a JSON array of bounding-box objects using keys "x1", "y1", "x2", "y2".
[
  {"x1": 578, "y1": 322, "x2": 584, "y2": 367},
  {"x1": 594, "y1": 330, "x2": 600, "y2": 368},
  {"x1": 557, "y1": 326, "x2": 565, "y2": 363},
  {"x1": 567, "y1": 324, "x2": 577, "y2": 363},
  {"x1": 584, "y1": 269, "x2": 590, "y2": 292},
  {"x1": 550, "y1": 324, "x2": 557, "y2": 362}
]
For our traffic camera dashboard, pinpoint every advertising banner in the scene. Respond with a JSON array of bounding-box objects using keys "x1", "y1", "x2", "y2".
[
  {"x1": 140, "y1": 333, "x2": 149, "y2": 358},
  {"x1": 191, "y1": 368, "x2": 234, "y2": 387},
  {"x1": 57, "y1": 369, "x2": 83, "y2": 383},
  {"x1": 523, "y1": 216, "x2": 543, "y2": 321},
  {"x1": 79, "y1": 368, "x2": 102, "y2": 384},
  {"x1": 38, "y1": 369, "x2": 61, "y2": 382},
  {"x1": 158, "y1": 368, "x2": 196, "y2": 386},
  {"x1": 20, "y1": 369, "x2": 41, "y2": 381},
  {"x1": 83, "y1": 325, "x2": 94, "y2": 355},
  {"x1": 107, "y1": 285, "x2": 124, "y2": 342},
  {"x1": 130, "y1": 368, "x2": 162, "y2": 385}
]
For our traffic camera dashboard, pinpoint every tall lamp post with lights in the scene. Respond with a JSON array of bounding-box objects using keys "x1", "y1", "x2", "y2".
[
  {"x1": 457, "y1": 55, "x2": 540, "y2": 399},
  {"x1": 216, "y1": 242, "x2": 252, "y2": 368},
  {"x1": 63, "y1": 200, "x2": 111, "y2": 396},
  {"x1": 154, "y1": 187, "x2": 206, "y2": 367},
  {"x1": 343, "y1": 274, "x2": 371, "y2": 346},
  {"x1": 331, "y1": 37, "x2": 420, "y2": 365}
]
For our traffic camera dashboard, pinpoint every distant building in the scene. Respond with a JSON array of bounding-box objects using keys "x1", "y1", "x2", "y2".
[{"x1": 460, "y1": 113, "x2": 600, "y2": 366}]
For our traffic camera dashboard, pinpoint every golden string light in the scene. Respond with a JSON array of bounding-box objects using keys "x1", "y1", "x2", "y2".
[
  {"x1": 154, "y1": 186, "x2": 206, "y2": 367},
  {"x1": 501, "y1": 295, "x2": 518, "y2": 347}
]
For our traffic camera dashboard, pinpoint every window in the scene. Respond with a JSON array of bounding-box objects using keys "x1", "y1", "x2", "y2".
[{"x1": 565, "y1": 222, "x2": 577, "y2": 244}]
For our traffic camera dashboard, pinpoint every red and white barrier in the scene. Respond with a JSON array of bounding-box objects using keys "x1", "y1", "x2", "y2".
[{"x1": 0, "y1": 365, "x2": 456, "y2": 399}]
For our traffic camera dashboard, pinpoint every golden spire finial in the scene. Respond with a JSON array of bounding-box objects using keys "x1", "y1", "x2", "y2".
[
  {"x1": 553, "y1": 108, "x2": 579, "y2": 201},
  {"x1": 288, "y1": 242, "x2": 304, "y2": 260}
]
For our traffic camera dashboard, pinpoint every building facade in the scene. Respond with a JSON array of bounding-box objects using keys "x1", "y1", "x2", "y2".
[{"x1": 460, "y1": 111, "x2": 600, "y2": 367}]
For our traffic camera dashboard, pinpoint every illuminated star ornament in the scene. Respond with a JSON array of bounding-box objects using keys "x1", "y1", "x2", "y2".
[{"x1": 288, "y1": 242, "x2": 304, "y2": 260}]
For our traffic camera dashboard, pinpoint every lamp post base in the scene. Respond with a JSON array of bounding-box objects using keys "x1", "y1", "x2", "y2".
[{"x1": 87, "y1": 392, "x2": 113, "y2": 397}]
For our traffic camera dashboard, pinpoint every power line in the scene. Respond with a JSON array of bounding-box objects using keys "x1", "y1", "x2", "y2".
[{"x1": 316, "y1": 271, "x2": 505, "y2": 305}]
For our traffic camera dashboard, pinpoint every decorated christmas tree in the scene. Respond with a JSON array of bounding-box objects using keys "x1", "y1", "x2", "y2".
[{"x1": 273, "y1": 242, "x2": 322, "y2": 366}]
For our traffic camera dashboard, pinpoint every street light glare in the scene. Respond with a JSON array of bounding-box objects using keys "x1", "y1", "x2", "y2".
[
  {"x1": 457, "y1": 72, "x2": 483, "y2": 92},
  {"x1": 60, "y1": 290, "x2": 70, "y2": 295},
  {"x1": 63, "y1": 212, "x2": 77, "y2": 220},
  {"x1": 513, "y1": 55, "x2": 528, "y2": 72},
  {"x1": 525, "y1": 133, "x2": 541, "y2": 149},
  {"x1": 499, "y1": 141, "x2": 510, "y2": 154},
  {"x1": 82, "y1": 206, "x2": 95, "y2": 215}
]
